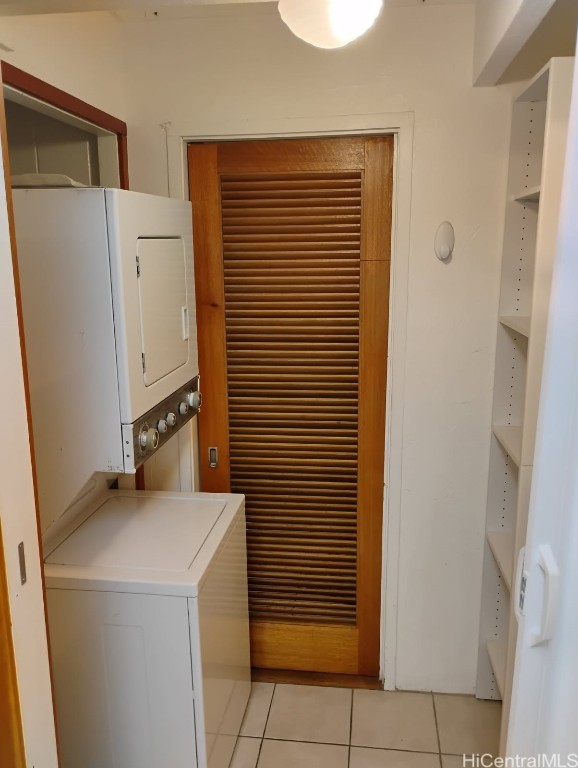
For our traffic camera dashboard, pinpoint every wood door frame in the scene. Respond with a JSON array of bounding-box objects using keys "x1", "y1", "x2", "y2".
[
  {"x1": 1, "y1": 61, "x2": 129, "y2": 188},
  {"x1": 0, "y1": 521, "x2": 25, "y2": 768},
  {"x1": 1, "y1": 62, "x2": 144, "y2": 490},
  {"x1": 165, "y1": 112, "x2": 414, "y2": 688},
  {"x1": 0, "y1": 62, "x2": 131, "y2": 762}
]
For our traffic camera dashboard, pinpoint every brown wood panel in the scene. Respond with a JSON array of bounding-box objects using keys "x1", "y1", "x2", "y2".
[
  {"x1": 218, "y1": 138, "x2": 365, "y2": 174},
  {"x1": 252, "y1": 667, "x2": 382, "y2": 690},
  {"x1": 222, "y1": 166, "x2": 361, "y2": 628},
  {"x1": 250, "y1": 622, "x2": 358, "y2": 674},
  {"x1": 188, "y1": 144, "x2": 231, "y2": 491},
  {"x1": 356, "y1": 136, "x2": 393, "y2": 675},
  {"x1": 0, "y1": 524, "x2": 26, "y2": 768},
  {"x1": 357, "y1": 260, "x2": 390, "y2": 676},
  {"x1": 189, "y1": 135, "x2": 393, "y2": 675},
  {"x1": 361, "y1": 138, "x2": 394, "y2": 261}
]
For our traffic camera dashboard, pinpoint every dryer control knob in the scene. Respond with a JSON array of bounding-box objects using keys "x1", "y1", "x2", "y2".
[
  {"x1": 157, "y1": 419, "x2": 168, "y2": 434},
  {"x1": 186, "y1": 391, "x2": 203, "y2": 410},
  {"x1": 178, "y1": 402, "x2": 189, "y2": 416},
  {"x1": 166, "y1": 412, "x2": 177, "y2": 427},
  {"x1": 139, "y1": 426, "x2": 160, "y2": 451}
]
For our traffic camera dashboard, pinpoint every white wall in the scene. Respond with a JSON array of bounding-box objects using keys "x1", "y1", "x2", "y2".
[
  {"x1": 1, "y1": 2, "x2": 513, "y2": 693},
  {"x1": 0, "y1": 132, "x2": 58, "y2": 764},
  {"x1": 1, "y1": 11, "x2": 129, "y2": 124},
  {"x1": 474, "y1": 0, "x2": 557, "y2": 85},
  {"x1": 119, "y1": 1, "x2": 511, "y2": 694}
]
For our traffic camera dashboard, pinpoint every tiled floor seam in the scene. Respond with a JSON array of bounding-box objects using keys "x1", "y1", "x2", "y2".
[
  {"x1": 262, "y1": 736, "x2": 442, "y2": 752},
  {"x1": 256, "y1": 682, "x2": 276, "y2": 767},
  {"x1": 432, "y1": 692, "x2": 443, "y2": 756},
  {"x1": 348, "y1": 688, "x2": 353, "y2": 767}
]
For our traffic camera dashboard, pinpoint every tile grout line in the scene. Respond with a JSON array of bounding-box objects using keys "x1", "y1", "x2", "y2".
[
  {"x1": 256, "y1": 682, "x2": 276, "y2": 767},
  {"x1": 348, "y1": 687, "x2": 354, "y2": 768},
  {"x1": 432, "y1": 692, "x2": 443, "y2": 764},
  {"x1": 253, "y1": 734, "x2": 441, "y2": 754}
]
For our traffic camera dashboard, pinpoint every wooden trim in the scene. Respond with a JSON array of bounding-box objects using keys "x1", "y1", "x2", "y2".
[
  {"x1": 361, "y1": 138, "x2": 394, "y2": 262},
  {"x1": 217, "y1": 136, "x2": 366, "y2": 174},
  {"x1": 1, "y1": 61, "x2": 129, "y2": 193},
  {"x1": 357, "y1": 260, "x2": 389, "y2": 675},
  {"x1": 0, "y1": 524, "x2": 26, "y2": 768},
  {"x1": 251, "y1": 667, "x2": 382, "y2": 690},
  {"x1": 250, "y1": 621, "x2": 358, "y2": 675},
  {"x1": 356, "y1": 137, "x2": 393, "y2": 676},
  {"x1": 188, "y1": 143, "x2": 231, "y2": 492},
  {"x1": 1, "y1": 62, "x2": 127, "y2": 136},
  {"x1": 117, "y1": 133, "x2": 130, "y2": 189},
  {"x1": 0, "y1": 64, "x2": 59, "y2": 767}
]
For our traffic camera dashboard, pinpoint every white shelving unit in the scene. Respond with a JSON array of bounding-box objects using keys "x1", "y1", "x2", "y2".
[
  {"x1": 487, "y1": 640, "x2": 508, "y2": 698},
  {"x1": 476, "y1": 58, "x2": 574, "y2": 753},
  {"x1": 513, "y1": 186, "x2": 541, "y2": 204},
  {"x1": 499, "y1": 315, "x2": 530, "y2": 337}
]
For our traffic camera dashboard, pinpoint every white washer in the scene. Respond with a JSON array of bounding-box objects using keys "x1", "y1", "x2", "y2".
[{"x1": 44, "y1": 491, "x2": 251, "y2": 768}]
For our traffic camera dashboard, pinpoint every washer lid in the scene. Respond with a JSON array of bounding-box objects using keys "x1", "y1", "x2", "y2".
[{"x1": 45, "y1": 495, "x2": 226, "y2": 572}]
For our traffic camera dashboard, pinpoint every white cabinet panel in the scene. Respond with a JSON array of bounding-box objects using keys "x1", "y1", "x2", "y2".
[
  {"x1": 137, "y1": 237, "x2": 189, "y2": 387},
  {"x1": 47, "y1": 589, "x2": 197, "y2": 768},
  {"x1": 192, "y1": 513, "x2": 251, "y2": 768}
]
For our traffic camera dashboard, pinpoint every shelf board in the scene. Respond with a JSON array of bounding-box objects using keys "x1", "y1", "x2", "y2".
[
  {"x1": 513, "y1": 185, "x2": 540, "y2": 203},
  {"x1": 499, "y1": 315, "x2": 530, "y2": 337},
  {"x1": 516, "y1": 59, "x2": 550, "y2": 102},
  {"x1": 493, "y1": 425, "x2": 523, "y2": 467},
  {"x1": 487, "y1": 640, "x2": 507, "y2": 698},
  {"x1": 487, "y1": 531, "x2": 515, "y2": 591}
]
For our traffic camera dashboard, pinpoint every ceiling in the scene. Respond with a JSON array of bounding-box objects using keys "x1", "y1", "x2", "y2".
[
  {"x1": 0, "y1": 0, "x2": 473, "y2": 18},
  {"x1": 0, "y1": 0, "x2": 270, "y2": 15}
]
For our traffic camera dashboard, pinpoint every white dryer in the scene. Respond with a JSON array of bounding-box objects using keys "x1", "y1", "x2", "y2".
[{"x1": 44, "y1": 490, "x2": 251, "y2": 768}]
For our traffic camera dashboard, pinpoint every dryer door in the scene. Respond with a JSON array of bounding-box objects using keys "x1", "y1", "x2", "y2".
[{"x1": 137, "y1": 237, "x2": 189, "y2": 387}]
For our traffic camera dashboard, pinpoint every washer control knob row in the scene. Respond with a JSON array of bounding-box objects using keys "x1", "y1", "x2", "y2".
[
  {"x1": 139, "y1": 426, "x2": 160, "y2": 451},
  {"x1": 166, "y1": 412, "x2": 177, "y2": 427},
  {"x1": 178, "y1": 401, "x2": 189, "y2": 416},
  {"x1": 157, "y1": 418, "x2": 168, "y2": 434},
  {"x1": 186, "y1": 390, "x2": 203, "y2": 410}
]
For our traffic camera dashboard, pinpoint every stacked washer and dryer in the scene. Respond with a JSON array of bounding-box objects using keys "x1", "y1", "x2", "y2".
[{"x1": 13, "y1": 186, "x2": 250, "y2": 768}]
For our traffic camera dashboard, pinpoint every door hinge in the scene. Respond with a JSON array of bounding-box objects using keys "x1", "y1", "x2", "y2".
[
  {"x1": 141, "y1": 352, "x2": 146, "y2": 373},
  {"x1": 136, "y1": 255, "x2": 141, "y2": 278}
]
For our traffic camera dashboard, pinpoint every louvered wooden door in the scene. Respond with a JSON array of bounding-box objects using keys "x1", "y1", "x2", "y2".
[{"x1": 189, "y1": 137, "x2": 393, "y2": 676}]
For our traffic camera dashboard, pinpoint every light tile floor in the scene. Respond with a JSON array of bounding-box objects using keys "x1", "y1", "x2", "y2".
[{"x1": 232, "y1": 683, "x2": 501, "y2": 768}]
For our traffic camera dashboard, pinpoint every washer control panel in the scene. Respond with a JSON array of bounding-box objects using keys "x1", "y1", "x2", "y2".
[{"x1": 122, "y1": 376, "x2": 201, "y2": 472}]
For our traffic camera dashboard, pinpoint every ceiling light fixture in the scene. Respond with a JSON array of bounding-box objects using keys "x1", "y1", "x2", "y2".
[{"x1": 278, "y1": 0, "x2": 384, "y2": 50}]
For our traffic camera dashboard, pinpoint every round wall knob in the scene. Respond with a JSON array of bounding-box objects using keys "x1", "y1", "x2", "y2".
[
  {"x1": 186, "y1": 391, "x2": 203, "y2": 410},
  {"x1": 157, "y1": 419, "x2": 168, "y2": 434},
  {"x1": 139, "y1": 426, "x2": 159, "y2": 451},
  {"x1": 178, "y1": 402, "x2": 189, "y2": 416},
  {"x1": 435, "y1": 221, "x2": 455, "y2": 261},
  {"x1": 166, "y1": 412, "x2": 177, "y2": 427}
]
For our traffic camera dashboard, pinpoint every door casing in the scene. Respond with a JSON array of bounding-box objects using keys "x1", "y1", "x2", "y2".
[{"x1": 164, "y1": 112, "x2": 414, "y2": 688}]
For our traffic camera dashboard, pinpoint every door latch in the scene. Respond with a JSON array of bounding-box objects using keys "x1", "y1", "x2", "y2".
[
  {"x1": 208, "y1": 447, "x2": 218, "y2": 469},
  {"x1": 18, "y1": 542, "x2": 27, "y2": 585}
]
